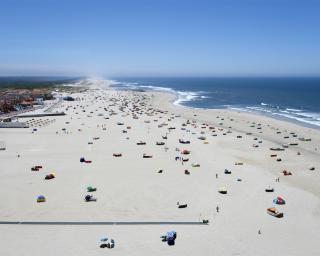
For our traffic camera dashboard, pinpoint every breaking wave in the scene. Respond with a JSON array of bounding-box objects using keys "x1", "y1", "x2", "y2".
[
  {"x1": 108, "y1": 80, "x2": 210, "y2": 107},
  {"x1": 232, "y1": 103, "x2": 320, "y2": 127},
  {"x1": 66, "y1": 78, "x2": 320, "y2": 129}
]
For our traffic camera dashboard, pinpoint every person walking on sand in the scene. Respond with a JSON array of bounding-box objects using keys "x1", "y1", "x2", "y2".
[
  {"x1": 216, "y1": 173, "x2": 218, "y2": 179},
  {"x1": 216, "y1": 205, "x2": 219, "y2": 213}
]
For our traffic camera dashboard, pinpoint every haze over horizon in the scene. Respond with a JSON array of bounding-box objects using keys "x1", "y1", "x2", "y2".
[{"x1": 1, "y1": 0, "x2": 320, "y2": 77}]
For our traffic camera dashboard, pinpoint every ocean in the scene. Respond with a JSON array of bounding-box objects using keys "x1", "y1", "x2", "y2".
[{"x1": 108, "y1": 77, "x2": 320, "y2": 129}]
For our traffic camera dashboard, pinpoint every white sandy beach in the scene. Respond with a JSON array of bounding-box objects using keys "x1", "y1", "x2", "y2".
[{"x1": 0, "y1": 87, "x2": 320, "y2": 255}]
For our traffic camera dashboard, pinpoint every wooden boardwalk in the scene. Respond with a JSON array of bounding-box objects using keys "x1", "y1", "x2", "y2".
[{"x1": 0, "y1": 221, "x2": 208, "y2": 226}]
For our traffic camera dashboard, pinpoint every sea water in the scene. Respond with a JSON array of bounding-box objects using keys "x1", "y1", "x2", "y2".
[{"x1": 108, "y1": 77, "x2": 320, "y2": 129}]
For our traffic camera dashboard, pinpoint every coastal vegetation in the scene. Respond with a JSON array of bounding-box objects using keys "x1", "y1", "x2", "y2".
[{"x1": 0, "y1": 77, "x2": 84, "y2": 114}]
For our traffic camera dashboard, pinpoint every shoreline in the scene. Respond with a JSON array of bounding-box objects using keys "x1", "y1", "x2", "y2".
[
  {"x1": 149, "y1": 90, "x2": 320, "y2": 198},
  {"x1": 162, "y1": 89, "x2": 320, "y2": 131},
  {"x1": 152, "y1": 90, "x2": 320, "y2": 137},
  {"x1": 108, "y1": 77, "x2": 320, "y2": 131}
]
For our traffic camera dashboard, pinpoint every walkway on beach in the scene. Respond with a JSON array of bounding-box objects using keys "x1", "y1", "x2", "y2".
[
  {"x1": 0, "y1": 221, "x2": 208, "y2": 226},
  {"x1": 44, "y1": 98, "x2": 63, "y2": 113}
]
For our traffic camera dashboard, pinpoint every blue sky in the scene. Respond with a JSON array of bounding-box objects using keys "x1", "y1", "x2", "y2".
[{"x1": 0, "y1": 0, "x2": 319, "y2": 77}]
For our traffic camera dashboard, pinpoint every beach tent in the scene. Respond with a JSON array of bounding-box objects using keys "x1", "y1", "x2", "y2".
[
  {"x1": 63, "y1": 96, "x2": 75, "y2": 101},
  {"x1": 179, "y1": 139, "x2": 190, "y2": 144},
  {"x1": 181, "y1": 149, "x2": 190, "y2": 155},
  {"x1": 166, "y1": 231, "x2": 177, "y2": 246},
  {"x1": 37, "y1": 195, "x2": 46, "y2": 202},
  {"x1": 45, "y1": 173, "x2": 55, "y2": 180},
  {"x1": 267, "y1": 207, "x2": 284, "y2": 218},
  {"x1": 87, "y1": 186, "x2": 97, "y2": 192},
  {"x1": 0, "y1": 141, "x2": 6, "y2": 150},
  {"x1": 265, "y1": 186, "x2": 274, "y2": 192},
  {"x1": 167, "y1": 231, "x2": 177, "y2": 239},
  {"x1": 85, "y1": 195, "x2": 97, "y2": 202},
  {"x1": 282, "y1": 170, "x2": 292, "y2": 176},
  {"x1": 273, "y1": 197, "x2": 286, "y2": 205},
  {"x1": 218, "y1": 187, "x2": 227, "y2": 194},
  {"x1": 224, "y1": 169, "x2": 231, "y2": 174}
]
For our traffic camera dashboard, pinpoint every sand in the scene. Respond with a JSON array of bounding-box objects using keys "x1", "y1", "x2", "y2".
[{"x1": 0, "y1": 87, "x2": 319, "y2": 255}]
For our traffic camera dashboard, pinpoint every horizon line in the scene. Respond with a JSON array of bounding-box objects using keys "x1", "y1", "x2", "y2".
[{"x1": 1, "y1": 75, "x2": 320, "y2": 79}]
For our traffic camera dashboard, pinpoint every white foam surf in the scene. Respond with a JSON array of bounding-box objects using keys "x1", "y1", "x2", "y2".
[
  {"x1": 232, "y1": 104, "x2": 320, "y2": 128},
  {"x1": 110, "y1": 80, "x2": 209, "y2": 106}
]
